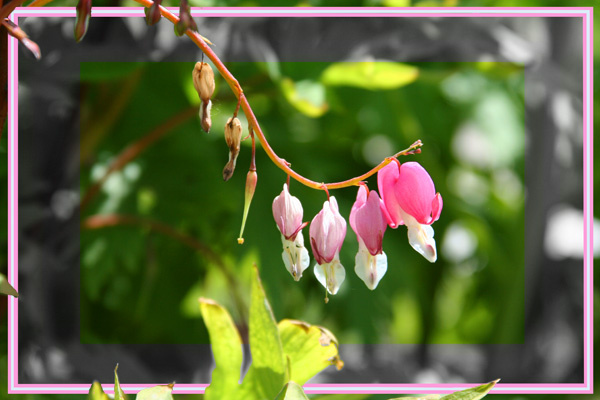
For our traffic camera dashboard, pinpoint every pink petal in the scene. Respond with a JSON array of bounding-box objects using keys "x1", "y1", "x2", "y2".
[
  {"x1": 349, "y1": 185, "x2": 368, "y2": 234},
  {"x1": 355, "y1": 191, "x2": 387, "y2": 255},
  {"x1": 272, "y1": 184, "x2": 304, "y2": 239},
  {"x1": 310, "y1": 197, "x2": 346, "y2": 264},
  {"x1": 377, "y1": 162, "x2": 404, "y2": 228},
  {"x1": 431, "y1": 192, "x2": 443, "y2": 223},
  {"x1": 394, "y1": 162, "x2": 436, "y2": 225}
]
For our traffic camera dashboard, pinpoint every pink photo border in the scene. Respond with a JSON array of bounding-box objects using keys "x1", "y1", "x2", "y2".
[{"x1": 7, "y1": 6, "x2": 594, "y2": 395}]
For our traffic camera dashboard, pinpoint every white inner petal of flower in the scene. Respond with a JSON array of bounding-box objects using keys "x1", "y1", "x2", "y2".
[
  {"x1": 402, "y1": 212, "x2": 437, "y2": 263},
  {"x1": 281, "y1": 233, "x2": 310, "y2": 281},
  {"x1": 355, "y1": 245, "x2": 387, "y2": 290},
  {"x1": 314, "y1": 256, "x2": 346, "y2": 295}
]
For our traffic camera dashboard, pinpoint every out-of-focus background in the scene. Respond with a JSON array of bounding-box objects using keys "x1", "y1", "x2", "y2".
[{"x1": 1, "y1": 0, "x2": 598, "y2": 399}]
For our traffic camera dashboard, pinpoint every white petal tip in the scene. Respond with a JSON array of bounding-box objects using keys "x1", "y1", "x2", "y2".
[
  {"x1": 314, "y1": 259, "x2": 346, "y2": 295},
  {"x1": 408, "y1": 224, "x2": 438, "y2": 263},
  {"x1": 355, "y1": 250, "x2": 387, "y2": 290},
  {"x1": 282, "y1": 237, "x2": 310, "y2": 281}
]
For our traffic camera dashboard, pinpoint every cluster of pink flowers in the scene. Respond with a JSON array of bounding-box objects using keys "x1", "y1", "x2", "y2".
[{"x1": 273, "y1": 160, "x2": 442, "y2": 296}]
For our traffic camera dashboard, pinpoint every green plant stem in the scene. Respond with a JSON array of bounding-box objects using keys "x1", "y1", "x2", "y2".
[
  {"x1": 82, "y1": 213, "x2": 248, "y2": 322},
  {"x1": 131, "y1": 0, "x2": 423, "y2": 192}
]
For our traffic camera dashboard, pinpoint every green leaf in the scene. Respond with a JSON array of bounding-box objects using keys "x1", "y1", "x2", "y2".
[
  {"x1": 321, "y1": 61, "x2": 419, "y2": 90},
  {"x1": 280, "y1": 78, "x2": 329, "y2": 118},
  {"x1": 278, "y1": 319, "x2": 343, "y2": 385},
  {"x1": 136, "y1": 384, "x2": 174, "y2": 400},
  {"x1": 236, "y1": 266, "x2": 285, "y2": 400},
  {"x1": 199, "y1": 298, "x2": 243, "y2": 400},
  {"x1": 388, "y1": 396, "x2": 440, "y2": 400},
  {"x1": 274, "y1": 381, "x2": 310, "y2": 400},
  {"x1": 0, "y1": 274, "x2": 18, "y2": 297},
  {"x1": 114, "y1": 365, "x2": 127, "y2": 400},
  {"x1": 439, "y1": 380, "x2": 499, "y2": 400},
  {"x1": 88, "y1": 381, "x2": 109, "y2": 400}
]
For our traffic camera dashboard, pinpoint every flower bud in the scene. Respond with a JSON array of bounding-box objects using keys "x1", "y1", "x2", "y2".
[
  {"x1": 4, "y1": 20, "x2": 41, "y2": 60},
  {"x1": 223, "y1": 117, "x2": 242, "y2": 181},
  {"x1": 238, "y1": 170, "x2": 258, "y2": 244},
  {"x1": 192, "y1": 62, "x2": 215, "y2": 103},
  {"x1": 174, "y1": 0, "x2": 198, "y2": 36},
  {"x1": 310, "y1": 196, "x2": 347, "y2": 296},
  {"x1": 74, "y1": 0, "x2": 92, "y2": 42},
  {"x1": 144, "y1": 0, "x2": 162, "y2": 26}
]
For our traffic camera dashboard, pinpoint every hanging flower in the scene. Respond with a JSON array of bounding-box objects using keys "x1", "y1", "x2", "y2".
[
  {"x1": 310, "y1": 196, "x2": 347, "y2": 295},
  {"x1": 378, "y1": 161, "x2": 443, "y2": 262},
  {"x1": 272, "y1": 184, "x2": 309, "y2": 281},
  {"x1": 350, "y1": 185, "x2": 389, "y2": 290}
]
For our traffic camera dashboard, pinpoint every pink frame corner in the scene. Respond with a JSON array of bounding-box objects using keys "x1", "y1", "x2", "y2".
[{"x1": 6, "y1": 6, "x2": 594, "y2": 396}]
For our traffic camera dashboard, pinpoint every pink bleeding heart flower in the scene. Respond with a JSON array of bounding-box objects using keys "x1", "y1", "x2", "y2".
[
  {"x1": 378, "y1": 161, "x2": 443, "y2": 262},
  {"x1": 350, "y1": 185, "x2": 389, "y2": 290},
  {"x1": 310, "y1": 196, "x2": 347, "y2": 295},
  {"x1": 273, "y1": 184, "x2": 310, "y2": 281}
]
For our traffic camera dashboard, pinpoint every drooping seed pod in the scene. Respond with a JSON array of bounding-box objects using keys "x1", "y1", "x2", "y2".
[
  {"x1": 238, "y1": 170, "x2": 258, "y2": 244},
  {"x1": 74, "y1": 0, "x2": 92, "y2": 42},
  {"x1": 144, "y1": 0, "x2": 163, "y2": 26},
  {"x1": 200, "y1": 100, "x2": 212, "y2": 133},
  {"x1": 223, "y1": 117, "x2": 242, "y2": 181},
  {"x1": 192, "y1": 62, "x2": 215, "y2": 103},
  {"x1": 3, "y1": 20, "x2": 41, "y2": 60}
]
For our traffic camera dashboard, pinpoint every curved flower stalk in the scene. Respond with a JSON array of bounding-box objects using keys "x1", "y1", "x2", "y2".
[
  {"x1": 378, "y1": 161, "x2": 443, "y2": 262},
  {"x1": 350, "y1": 185, "x2": 389, "y2": 290},
  {"x1": 310, "y1": 197, "x2": 347, "y2": 297},
  {"x1": 272, "y1": 184, "x2": 310, "y2": 281}
]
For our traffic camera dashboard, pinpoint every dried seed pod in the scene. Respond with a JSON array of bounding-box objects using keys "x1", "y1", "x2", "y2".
[
  {"x1": 200, "y1": 100, "x2": 212, "y2": 133},
  {"x1": 223, "y1": 117, "x2": 242, "y2": 181},
  {"x1": 192, "y1": 62, "x2": 215, "y2": 103}
]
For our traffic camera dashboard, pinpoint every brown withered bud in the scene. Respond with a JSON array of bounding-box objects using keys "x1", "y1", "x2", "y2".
[
  {"x1": 174, "y1": 0, "x2": 198, "y2": 36},
  {"x1": 223, "y1": 117, "x2": 242, "y2": 181},
  {"x1": 74, "y1": 0, "x2": 92, "y2": 42},
  {"x1": 192, "y1": 62, "x2": 215, "y2": 103},
  {"x1": 144, "y1": 0, "x2": 163, "y2": 26},
  {"x1": 200, "y1": 100, "x2": 212, "y2": 133}
]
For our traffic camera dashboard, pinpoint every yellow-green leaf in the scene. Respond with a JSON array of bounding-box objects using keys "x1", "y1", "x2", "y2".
[
  {"x1": 136, "y1": 384, "x2": 174, "y2": 400},
  {"x1": 278, "y1": 319, "x2": 343, "y2": 385},
  {"x1": 321, "y1": 61, "x2": 419, "y2": 90},
  {"x1": 0, "y1": 273, "x2": 18, "y2": 297},
  {"x1": 199, "y1": 298, "x2": 243, "y2": 400},
  {"x1": 387, "y1": 395, "x2": 440, "y2": 400},
  {"x1": 236, "y1": 266, "x2": 285, "y2": 399},
  {"x1": 114, "y1": 365, "x2": 127, "y2": 400},
  {"x1": 280, "y1": 78, "x2": 329, "y2": 118},
  {"x1": 88, "y1": 381, "x2": 109, "y2": 400},
  {"x1": 274, "y1": 381, "x2": 309, "y2": 400},
  {"x1": 439, "y1": 380, "x2": 499, "y2": 400}
]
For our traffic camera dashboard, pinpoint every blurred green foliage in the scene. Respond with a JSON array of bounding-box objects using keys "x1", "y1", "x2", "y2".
[
  {"x1": 79, "y1": 59, "x2": 525, "y2": 347},
  {"x1": 3, "y1": 1, "x2": 600, "y2": 400}
]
